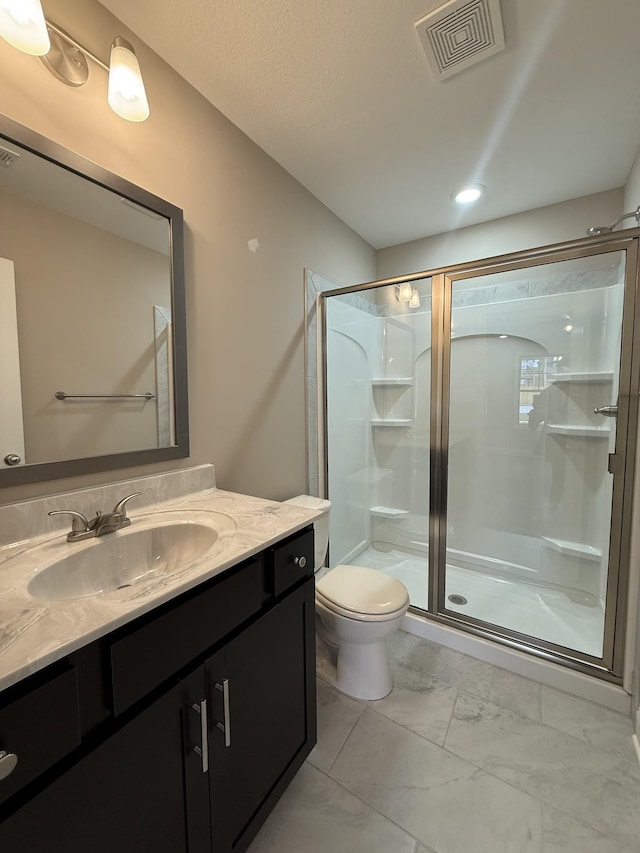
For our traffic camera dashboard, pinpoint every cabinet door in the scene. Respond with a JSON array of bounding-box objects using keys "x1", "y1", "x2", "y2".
[
  {"x1": 206, "y1": 577, "x2": 316, "y2": 852},
  {"x1": 0, "y1": 669, "x2": 208, "y2": 853}
]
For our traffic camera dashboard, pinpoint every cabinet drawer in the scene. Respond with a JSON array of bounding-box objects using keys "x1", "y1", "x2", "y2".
[
  {"x1": 270, "y1": 527, "x2": 314, "y2": 597},
  {"x1": 110, "y1": 559, "x2": 262, "y2": 715},
  {"x1": 0, "y1": 667, "x2": 80, "y2": 806}
]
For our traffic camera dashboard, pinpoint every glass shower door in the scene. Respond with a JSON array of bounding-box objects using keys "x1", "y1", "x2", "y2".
[
  {"x1": 440, "y1": 247, "x2": 630, "y2": 666},
  {"x1": 324, "y1": 279, "x2": 432, "y2": 610}
]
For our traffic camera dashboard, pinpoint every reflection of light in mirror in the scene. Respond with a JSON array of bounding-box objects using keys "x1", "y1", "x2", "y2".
[{"x1": 397, "y1": 282, "x2": 412, "y2": 302}]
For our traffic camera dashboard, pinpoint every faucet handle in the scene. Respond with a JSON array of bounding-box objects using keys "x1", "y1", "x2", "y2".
[
  {"x1": 111, "y1": 492, "x2": 141, "y2": 523},
  {"x1": 48, "y1": 510, "x2": 91, "y2": 541}
]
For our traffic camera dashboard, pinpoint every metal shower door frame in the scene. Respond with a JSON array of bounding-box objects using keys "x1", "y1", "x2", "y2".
[
  {"x1": 321, "y1": 229, "x2": 640, "y2": 682},
  {"x1": 429, "y1": 232, "x2": 640, "y2": 681}
]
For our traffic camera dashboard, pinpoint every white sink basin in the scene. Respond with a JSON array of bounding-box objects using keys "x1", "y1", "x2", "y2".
[{"x1": 28, "y1": 519, "x2": 229, "y2": 601}]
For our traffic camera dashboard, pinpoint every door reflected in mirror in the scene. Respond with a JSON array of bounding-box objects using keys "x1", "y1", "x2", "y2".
[{"x1": 0, "y1": 116, "x2": 188, "y2": 485}]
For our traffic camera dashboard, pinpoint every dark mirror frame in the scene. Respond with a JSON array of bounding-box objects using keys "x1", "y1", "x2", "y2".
[{"x1": 0, "y1": 113, "x2": 189, "y2": 487}]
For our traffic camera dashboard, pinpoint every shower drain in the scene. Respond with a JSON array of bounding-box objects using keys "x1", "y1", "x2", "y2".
[{"x1": 448, "y1": 593, "x2": 468, "y2": 606}]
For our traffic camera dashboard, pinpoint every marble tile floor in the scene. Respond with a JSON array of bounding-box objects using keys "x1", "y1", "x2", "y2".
[{"x1": 247, "y1": 630, "x2": 639, "y2": 853}]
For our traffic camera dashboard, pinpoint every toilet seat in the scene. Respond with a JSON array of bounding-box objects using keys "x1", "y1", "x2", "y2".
[
  {"x1": 315, "y1": 564, "x2": 409, "y2": 621},
  {"x1": 316, "y1": 592, "x2": 408, "y2": 622}
]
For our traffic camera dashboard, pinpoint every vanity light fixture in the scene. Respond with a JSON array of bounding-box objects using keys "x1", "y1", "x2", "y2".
[
  {"x1": 395, "y1": 283, "x2": 413, "y2": 302},
  {"x1": 409, "y1": 288, "x2": 420, "y2": 308},
  {"x1": 0, "y1": 1, "x2": 149, "y2": 121},
  {"x1": 452, "y1": 184, "x2": 485, "y2": 204},
  {"x1": 107, "y1": 37, "x2": 149, "y2": 122}
]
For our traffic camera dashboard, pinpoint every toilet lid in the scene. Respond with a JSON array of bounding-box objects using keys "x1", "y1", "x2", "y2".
[{"x1": 315, "y1": 564, "x2": 409, "y2": 616}]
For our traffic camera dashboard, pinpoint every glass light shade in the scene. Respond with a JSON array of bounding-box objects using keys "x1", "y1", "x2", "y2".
[
  {"x1": 0, "y1": 0, "x2": 50, "y2": 55},
  {"x1": 108, "y1": 37, "x2": 149, "y2": 122},
  {"x1": 398, "y1": 282, "x2": 413, "y2": 302},
  {"x1": 409, "y1": 289, "x2": 420, "y2": 308}
]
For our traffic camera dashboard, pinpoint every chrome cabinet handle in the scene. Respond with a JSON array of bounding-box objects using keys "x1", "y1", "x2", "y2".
[
  {"x1": 191, "y1": 699, "x2": 208, "y2": 773},
  {"x1": 3, "y1": 454, "x2": 21, "y2": 466},
  {"x1": 293, "y1": 555, "x2": 307, "y2": 569},
  {"x1": 594, "y1": 405, "x2": 618, "y2": 417},
  {"x1": 215, "y1": 679, "x2": 231, "y2": 747},
  {"x1": 0, "y1": 751, "x2": 18, "y2": 781}
]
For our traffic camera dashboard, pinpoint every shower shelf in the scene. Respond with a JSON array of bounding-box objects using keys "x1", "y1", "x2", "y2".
[
  {"x1": 541, "y1": 536, "x2": 602, "y2": 561},
  {"x1": 370, "y1": 506, "x2": 411, "y2": 519},
  {"x1": 546, "y1": 424, "x2": 610, "y2": 437},
  {"x1": 371, "y1": 418, "x2": 413, "y2": 427},
  {"x1": 371, "y1": 377, "x2": 413, "y2": 387},
  {"x1": 550, "y1": 372, "x2": 613, "y2": 383}
]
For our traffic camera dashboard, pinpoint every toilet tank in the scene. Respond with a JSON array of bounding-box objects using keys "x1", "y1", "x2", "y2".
[{"x1": 283, "y1": 495, "x2": 331, "y2": 570}]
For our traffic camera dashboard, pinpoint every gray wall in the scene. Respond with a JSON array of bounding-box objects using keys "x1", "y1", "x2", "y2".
[
  {"x1": 0, "y1": 0, "x2": 376, "y2": 506},
  {"x1": 376, "y1": 189, "x2": 623, "y2": 279}
]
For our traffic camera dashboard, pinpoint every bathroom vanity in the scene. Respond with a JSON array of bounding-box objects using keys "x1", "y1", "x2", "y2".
[{"x1": 0, "y1": 468, "x2": 318, "y2": 852}]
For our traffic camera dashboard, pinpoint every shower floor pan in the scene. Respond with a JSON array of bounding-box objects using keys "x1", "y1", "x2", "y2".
[{"x1": 345, "y1": 545, "x2": 604, "y2": 659}]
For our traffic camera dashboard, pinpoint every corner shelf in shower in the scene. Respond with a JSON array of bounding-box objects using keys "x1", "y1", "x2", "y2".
[
  {"x1": 371, "y1": 377, "x2": 414, "y2": 387},
  {"x1": 371, "y1": 418, "x2": 413, "y2": 427},
  {"x1": 541, "y1": 536, "x2": 602, "y2": 562},
  {"x1": 546, "y1": 424, "x2": 610, "y2": 438},
  {"x1": 370, "y1": 506, "x2": 411, "y2": 519},
  {"x1": 550, "y1": 372, "x2": 613, "y2": 384}
]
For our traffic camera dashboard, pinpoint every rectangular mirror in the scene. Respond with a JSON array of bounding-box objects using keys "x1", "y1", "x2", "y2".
[{"x1": 0, "y1": 114, "x2": 188, "y2": 486}]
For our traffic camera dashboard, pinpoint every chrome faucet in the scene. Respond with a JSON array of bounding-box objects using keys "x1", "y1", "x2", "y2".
[{"x1": 49, "y1": 493, "x2": 141, "y2": 542}]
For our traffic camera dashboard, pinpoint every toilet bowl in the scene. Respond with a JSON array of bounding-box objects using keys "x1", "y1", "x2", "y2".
[
  {"x1": 316, "y1": 563, "x2": 409, "y2": 700},
  {"x1": 283, "y1": 496, "x2": 410, "y2": 701}
]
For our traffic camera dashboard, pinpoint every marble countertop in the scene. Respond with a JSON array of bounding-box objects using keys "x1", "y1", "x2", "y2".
[{"x1": 0, "y1": 487, "x2": 319, "y2": 694}]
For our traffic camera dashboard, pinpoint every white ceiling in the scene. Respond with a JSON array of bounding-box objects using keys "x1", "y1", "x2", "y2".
[{"x1": 99, "y1": 0, "x2": 640, "y2": 249}]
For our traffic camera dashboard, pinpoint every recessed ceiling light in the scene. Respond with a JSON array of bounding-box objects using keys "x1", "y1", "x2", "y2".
[{"x1": 452, "y1": 184, "x2": 485, "y2": 204}]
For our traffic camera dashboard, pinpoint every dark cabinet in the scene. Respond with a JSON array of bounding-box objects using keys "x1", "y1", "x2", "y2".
[
  {"x1": 0, "y1": 668, "x2": 205, "y2": 853},
  {"x1": 207, "y1": 578, "x2": 316, "y2": 852},
  {"x1": 0, "y1": 666, "x2": 81, "y2": 808},
  {"x1": 0, "y1": 526, "x2": 316, "y2": 853}
]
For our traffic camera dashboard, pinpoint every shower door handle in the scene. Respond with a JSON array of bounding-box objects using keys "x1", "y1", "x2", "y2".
[{"x1": 594, "y1": 405, "x2": 618, "y2": 418}]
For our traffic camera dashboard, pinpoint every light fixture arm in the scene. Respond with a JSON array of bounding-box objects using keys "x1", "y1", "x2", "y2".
[{"x1": 45, "y1": 20, "x2": 109, "y2": 72}]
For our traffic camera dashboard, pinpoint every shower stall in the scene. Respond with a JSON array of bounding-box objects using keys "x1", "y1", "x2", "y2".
[{"x1": 319, "y1": 232, "x2": 640, "y2": 680}]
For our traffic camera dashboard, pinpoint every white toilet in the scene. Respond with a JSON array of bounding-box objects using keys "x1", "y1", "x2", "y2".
[{"x1": 284, "y1": 495, "x2": 409, "y2": 701}]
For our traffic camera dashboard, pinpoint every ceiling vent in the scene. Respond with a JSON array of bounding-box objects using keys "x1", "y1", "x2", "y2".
[
  {"x1": 0, "y1": 145, "x2": 20, "y2": 168},
  {"x1": 415, "y1": 0, "x2": 505, "y2": 81}
]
